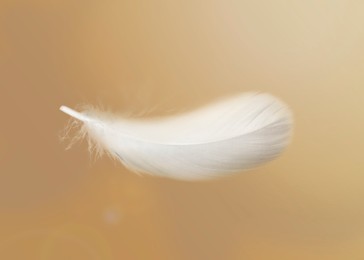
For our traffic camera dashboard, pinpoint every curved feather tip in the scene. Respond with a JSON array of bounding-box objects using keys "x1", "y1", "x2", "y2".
[{"x1": 60, "y1": 93, "x2": 293, "y2": 180}]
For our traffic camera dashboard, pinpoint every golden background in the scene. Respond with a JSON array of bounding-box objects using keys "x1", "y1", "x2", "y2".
[{"x1": 1, "y1": 0, "x2": 364, "y2": 259}]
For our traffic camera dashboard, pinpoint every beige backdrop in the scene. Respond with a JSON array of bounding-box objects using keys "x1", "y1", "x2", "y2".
[{"x1": 1, "y1": 0, "x2": 364, "y2": 259}]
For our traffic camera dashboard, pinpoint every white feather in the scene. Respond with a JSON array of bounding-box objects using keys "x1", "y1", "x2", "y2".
[{"x1": 60, "y1": 92, "x2": 293, "y2": 180}]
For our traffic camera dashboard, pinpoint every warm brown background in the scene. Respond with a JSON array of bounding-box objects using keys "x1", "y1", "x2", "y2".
[{"x1": 1, "y1": 0, "x2": 364, "y2": 259}]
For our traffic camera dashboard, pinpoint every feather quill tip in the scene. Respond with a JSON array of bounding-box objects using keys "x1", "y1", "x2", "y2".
[{"x1": 60, "y1": 106, "x2": 91, "y2": 122}]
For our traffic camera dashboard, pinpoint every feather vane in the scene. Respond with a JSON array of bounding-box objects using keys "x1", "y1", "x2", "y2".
[{"x1": 60, "y1": 92, "x2": 293, "y2": 180}]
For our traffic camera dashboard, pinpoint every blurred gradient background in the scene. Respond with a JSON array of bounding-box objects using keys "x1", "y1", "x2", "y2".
[{"x1": 1, "y1": 0, "x2": 364, "y2": 259}]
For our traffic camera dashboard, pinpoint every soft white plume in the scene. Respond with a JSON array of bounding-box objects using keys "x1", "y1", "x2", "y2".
[{"x1": 60, "y1": 92, "x2": 293, "y2": 180}]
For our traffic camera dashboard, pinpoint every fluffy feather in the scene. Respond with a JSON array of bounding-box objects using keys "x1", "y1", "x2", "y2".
[{"x1": 60, "y1": 92, "x2": 293, "y2": 180}]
